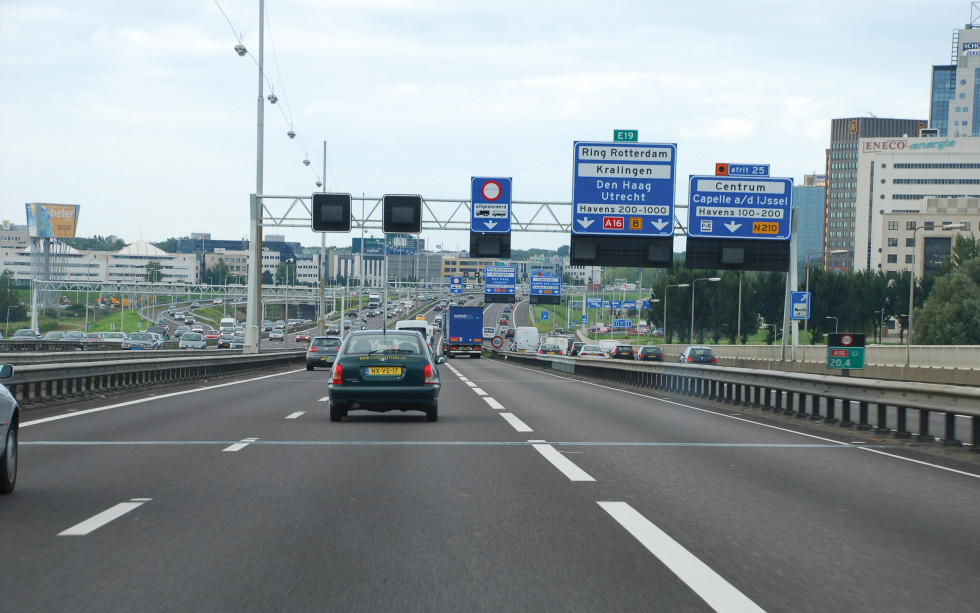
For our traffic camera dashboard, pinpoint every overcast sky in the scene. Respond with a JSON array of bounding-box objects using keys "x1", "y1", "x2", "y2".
[{"x1": 0, "y1": 0, "x2": 971, "y2": 252}]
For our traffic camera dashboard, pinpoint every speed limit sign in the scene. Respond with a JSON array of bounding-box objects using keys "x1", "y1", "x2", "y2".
[{"x1": 491, "y1": 336, "x2": 504, "y2": 349}]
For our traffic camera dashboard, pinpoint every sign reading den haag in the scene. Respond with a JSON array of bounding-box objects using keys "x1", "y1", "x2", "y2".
[{"x1": 26, "y1": 203, "x2": 81, "y2": 239}]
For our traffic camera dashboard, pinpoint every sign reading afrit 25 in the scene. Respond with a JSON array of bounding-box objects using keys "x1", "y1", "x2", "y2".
[
  {"x1": 687, "y1": 175, "x2": 792, "y2": 240},
  {"x1": 530, "y1": 275, "x2": 561, "y2": 296},
  {"x1": 571, "y1": 141, "x2": 677, "y2": 237},
  {"x1": 483, "y1": 266, "x2": 516, "y2": 295}
]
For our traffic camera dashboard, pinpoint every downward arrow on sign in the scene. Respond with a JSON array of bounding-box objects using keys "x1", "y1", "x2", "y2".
[
  {"x1": 578, "y1": 218, "x2": 594, "y2": 229},
  {"x1": 485, "y1": 221, "x2": 497, "y2": 230},
  {"x1": 651, "y1": 219, "x2": 669, "y2": 231},
  {"x1": 724, "y1": 221, "x2": 742, "y2": 232}
]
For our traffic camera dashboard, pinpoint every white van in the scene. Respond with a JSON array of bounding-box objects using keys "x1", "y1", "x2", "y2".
[
  {"x1": 394, "y1": 320, "x2": 432, "y2": 349},
  {"x1": 219, "y1": 317, "x2": 236, "y2": 334},
  {"x1": 512, "y1": 326, "x2": 539, "y2": 353},
  {"x1": 599, "y1": 339, "x2": 620, "y2": 355}
]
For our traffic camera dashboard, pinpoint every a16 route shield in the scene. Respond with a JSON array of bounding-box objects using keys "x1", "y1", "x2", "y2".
[
  {"x1": 571, "y1": 141, "x2": 676, "y2": 237},
  {"x1": 687, "y1": 175, "x2": 792, "y2": 240},
  {"x1": 471, "y1": 177, "x2": 512, "y2": 233}
]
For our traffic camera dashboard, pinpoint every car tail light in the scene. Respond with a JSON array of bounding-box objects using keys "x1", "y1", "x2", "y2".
[
  {"x1": 558, "y1": 350, "x2": 563, "y2": 355},
  {"x1": 711, "y1": 357, "x2": 717, "y2": 363},
  {"x1": 309, "y1": 346, "x2": 317, "y2": 353},
  {"x1": 424, "y1": 363, "x2": 436, "y2": 384},
  {"x1": 538, "y1": 349, "x2": 544, "y2": 354},
  {"x1": 331, "y1": 363, "x2": 343, "y2": 385},
  {"x1": 687, "y1": 356, "x2": 693, "y2": 362}
]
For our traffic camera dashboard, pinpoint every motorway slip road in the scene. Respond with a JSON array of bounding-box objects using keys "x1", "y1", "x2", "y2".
[{"x1": 4, "y1": 357, "x2": 979, "y2": 612}]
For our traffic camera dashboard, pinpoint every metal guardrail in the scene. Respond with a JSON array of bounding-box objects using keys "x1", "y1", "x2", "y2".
[
  {"x1": 494, "y1": 351, "x2": 980, "y2": 452},
  {"x1": 5, "y1": 351, "x2": 305, "y2": 409}
]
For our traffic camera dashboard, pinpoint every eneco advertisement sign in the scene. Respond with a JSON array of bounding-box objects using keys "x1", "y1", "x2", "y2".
[{"x1": 26, "y1": 203, "x2": 81, "y2": 239}]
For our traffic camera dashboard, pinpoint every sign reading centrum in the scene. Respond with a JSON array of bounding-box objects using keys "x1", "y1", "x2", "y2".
[
  {"x1": 572, "y1": 141, "x2": 677, "y2": 237},
  {"x1": 687, "y1": 175, "x2": 793, "y2": 240}
]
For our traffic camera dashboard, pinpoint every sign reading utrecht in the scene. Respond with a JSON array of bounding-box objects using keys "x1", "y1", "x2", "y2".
[{"x1": 483, "y1": 266, "x2": 516, "y2": 295}]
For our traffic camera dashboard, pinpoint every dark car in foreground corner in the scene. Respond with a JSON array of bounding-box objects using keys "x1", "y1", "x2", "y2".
[
  {"x1": 1, "y1": 364, "x2": 19, "y2": 494},
  {"x1": 327, "y1": 330, "x2": 447, "y2": 422},
  {"x1": 636, "y1": 345, "x2": 664, "y2": 361},
  {"x1": 306, "y1": 336, "x2": 342, "y2": 370},
  {"x1": 680, "y1": 345, "x2": 718, "y2": 364}
]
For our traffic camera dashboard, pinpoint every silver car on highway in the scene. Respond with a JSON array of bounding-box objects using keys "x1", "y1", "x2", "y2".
[{"x1": 1, "y1": 364, "x2": 19, "y2": 494}]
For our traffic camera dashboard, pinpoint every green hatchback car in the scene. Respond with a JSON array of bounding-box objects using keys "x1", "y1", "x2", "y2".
[{"x1": 327, "y1": 330, "x2": 447, "y2": 422}]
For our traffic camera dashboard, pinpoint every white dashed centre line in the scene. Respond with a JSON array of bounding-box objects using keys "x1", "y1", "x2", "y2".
[
  {"x1": 598, "y1": 501, "x2": 765, "y2": 613},
  {"x1": 531, "y1": 441, "x2": 595, "y2": 481},
  {"x1": 500, "y1": 412, "x2": 533, "y2": 432},
  {"x1": 465, "y1": 381, "x2": 477, "y2": 388},
  {"x1": 223, "y1": 437, "x2": 258, "y2": 452},
  {"x1": 473, "y1": 388, "x2": 487, "y2": 396},
  {"x1": 483, "y1": 397, "x2": 505, "y2": 410},
  {"x1": 59, "y1": 498, "x2": 152, "y2": 536},
  {"x1": 285, "y1": 412, "x2": 305, "y2": 419}
]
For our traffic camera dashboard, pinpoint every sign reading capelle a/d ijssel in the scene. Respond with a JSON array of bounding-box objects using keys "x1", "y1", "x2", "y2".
[
  {"x1": 572, "y1": 141, "x2": 676, "y2": 237},
  {"x1": 687, "y1": 175, "x2": 792, "y2": 240},
  {"x1": 530, "y1": 275, "x2": 561, "y2": 296},
  {"x1": 483, "y1": 266, "x2": 516, "y2": 294}
]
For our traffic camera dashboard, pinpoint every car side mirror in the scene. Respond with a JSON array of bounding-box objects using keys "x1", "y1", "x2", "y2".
[{"x1": 435, "y1": 355, "x2": 447, "y2": 364}]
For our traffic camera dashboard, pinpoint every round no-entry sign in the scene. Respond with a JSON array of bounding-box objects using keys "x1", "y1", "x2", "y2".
[
  {"x1": 491, "y1": 336, "x2": 504, "y2": 349},
  {"x1": 481, "y1": 180, "x2": 502, "y2": 201}
]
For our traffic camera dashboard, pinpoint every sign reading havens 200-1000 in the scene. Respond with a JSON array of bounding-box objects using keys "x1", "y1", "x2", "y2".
[
  {"x1": 572, "y1": 141, "x2": 676, "y2": 237},
  {"x1": 687, "y1": 175, "x2": 793, "y2": 240},
  {"x1": 483, "y1": 266, "x2": 516, "y2": 294}
]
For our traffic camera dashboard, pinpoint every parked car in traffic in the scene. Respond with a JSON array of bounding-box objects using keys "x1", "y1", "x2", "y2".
[
  {"x1": 121, "y1": 333, "x2": 157, "y2": 350},
  {"x1": 102, "y1": 331, "x2": 128, "y2": 346},
  {"x1": 578, "y1": 345, "x2": 607, "y2": 358},
  {"x1": 268, "y1": 329, "x2": 285, "y2": 341},
  {"x1": 306, "y1": 336, "x2": 342, "y2": 370},
  {"x1": 230, "y1": 335, "x2": 246, "y2": 349},
  {"x1": 327, "y1": 330, "x2": 447, "y2": 422},
  {"x1": 43, "y1": 331, "x2": 66, "y2": 341},
  {"x1": 636, "y1": 345, "x2": 664, "y2": 361},
  {"x1": 679, "y1": 346, "x2": 718, "y2": 364},
  {"x1": 611, "y1": 344, "x2": 635, "y2": 360},
  {"x1": 569, "y1": 341, "x2": 586, "y2": 356},
  {"x1": 174, "y1": 325, "x2": 190, "y2": 338},
  {"x1": 178, "y1": 332, "x2": 207, "y2": 349},
  {"x1": 10, "y1": 329, "x2": 40, "y2": 340},
  {"x1": 0, "y1": 363, "x2": 19, "y2": 494},
  {"x1": 537, "y1": 343, "x2": 564, "y2": 356},
  {"x1": 217, "y1": 333, "x2": 235, "y2": 348}
]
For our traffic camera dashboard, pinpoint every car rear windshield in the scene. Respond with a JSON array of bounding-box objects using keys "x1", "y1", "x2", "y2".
[
  {"x1": 692, "y1": 348, "x2": 713, "y2": 356},
  {"x1": 183, "y1": 333, "x2": 203, "y2": 341},
  {"x1": 311, "y1": 338, "x2": 341, "y2": 348},
  {"x1": 345, "y1": 334, "x2": 422, "y2": 355}
]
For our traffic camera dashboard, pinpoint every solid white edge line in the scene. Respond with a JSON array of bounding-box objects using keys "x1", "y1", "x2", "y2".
[
  {"x1": 497, "y1": 361, "x2": 980, "y2": 480},
  {"x1": 24, "y1": 369, "x2": 306, "y2": 427},
  {"x1": 483, "y1": 397, "x2": 505, "y2": 410},
  {"x1": 598, "y1": 501, "x2": 765, "y2": 613},
  {"x1": 59, "y1": 501, "x2": 147, "y2": 536},
  {"x1": 532, "y1": 442, "x2": 595, "y2": 482},
  {"x1": 499, "y1": 412, "x2": 533, "y2": 433}
]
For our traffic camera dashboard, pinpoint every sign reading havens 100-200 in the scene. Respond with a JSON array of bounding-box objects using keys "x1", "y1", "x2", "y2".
[
  {"x1": 571, "y1": 142, "x2": 677, "y2": 237},
  {"x1": 687, "y1": 175, "x2": 793, "y2": 240}
]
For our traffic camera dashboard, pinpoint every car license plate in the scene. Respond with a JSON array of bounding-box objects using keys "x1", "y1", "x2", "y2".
[{"x1": 367, "y1": 366, "x2": 401, "y2": 376}]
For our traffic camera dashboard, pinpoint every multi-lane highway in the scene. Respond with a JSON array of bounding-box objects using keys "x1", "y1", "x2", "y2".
[{"x1": 4, "y1": 321, "x2": 978, "y2": 612}]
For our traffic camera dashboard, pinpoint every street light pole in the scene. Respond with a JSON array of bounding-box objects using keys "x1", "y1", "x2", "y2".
[
  {"x1": 663, "y1": 283, "x2": 689, "y2": 345},
  {"x1": 825, "y1": 316, "x2": 838, "y2": 333},
  {"x1": 690, "y1": 277, "x2": 720, "y2": 344}
]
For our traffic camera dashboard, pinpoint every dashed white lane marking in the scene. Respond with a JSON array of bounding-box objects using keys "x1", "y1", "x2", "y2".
[
  {"x1": 285, "y1": 412, "x2": 305, "y2": 419},
  {"x1": 500, "y1": 412, "x2": 533, "y2": 432},
  {"x1": 223, "y1": 437, "x2": 258, "y2": 452},
  {"x1": 599, "y1": 501, "x2": 765, "y2": 613},
  {"x1": 465, "y1": 381, "x2": 478, "y2": 388},
  {"x1": 531, "y1": 441, "x2": 595, "y2": 482},
  {"x1": 473, "y1": 388, "x2": 487, "y2": 396},
  {"x1": 59, "y1": 498, "x2": 152, "y2": 536},
  {"x1": 318, "y1": 396, "x2": 330, "y2": 402},
  {"x1": 483, "y1": 397, "x2": 505, "y2": 410}
]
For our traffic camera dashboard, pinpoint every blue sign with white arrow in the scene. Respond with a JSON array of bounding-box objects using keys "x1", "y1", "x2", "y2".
[
  {"x1": 571, "y1": 141, "x2": 676, "y2": 237},
  {"x1": 586, "y1": 297, "x2": 603, "y2": 309},
  {"x1": 791, "y1": 291, "x2": 810, "y2": 320},
  {"x1": 687, "y1": 175, "x2": 793, "y2": 240},
  {"x1": 471, "y1": 177, "x2": 512, "y2": 234},
  {"x1": 483, "y1": 266, "x2": 516, "y2": 295},
  {"x1": 530, "y1": 275, "x2": 561, "y2": 296}
]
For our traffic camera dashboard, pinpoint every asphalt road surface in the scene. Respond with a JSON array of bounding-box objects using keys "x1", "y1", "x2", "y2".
[{"x1": 4, "y1": 342, "x2": 978, "y2": 612}]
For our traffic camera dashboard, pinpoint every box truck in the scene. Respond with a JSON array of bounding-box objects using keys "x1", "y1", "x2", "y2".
[{"x1": 441, "y1": 305, "x2": 484, "y2": 358}]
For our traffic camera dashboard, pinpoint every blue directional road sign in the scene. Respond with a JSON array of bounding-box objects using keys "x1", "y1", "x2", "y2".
[
  {"x1": 613, "y1": 319, "x2": 632, "y2": 329},
  {"x1": 483, "y1": 266, "x2": 516, "y2": 295},
  {"x1": 471, "y1": 177, "x2": 512, "y2": 234},
  {"x1": 687, "y1": 175, "x2": 793, "y2": 240},
  {"x1": 530, "y1": 275, "x2": 561, "y2": 296},
  {"x1": 586, "y1": 297, "x2": 603, "y2": 309},
  {"x1": 572, "y1": 141, "x2": 677, "y2": 237},
  {"x1": 581, "y1": 315, "x2": 588, "y2": 325},
  {"x1": 609, "y1": 300, "x2": 622, "y2": 309},
  {"x1": 540, "y1": 311, "x2": 549, "y2": 321},
  {"x1": 791, "y1": 291, "x2": 810, "y2": 320},
  {"x1": 623, "y1": 300, "x2": 637, "y2": 310}
]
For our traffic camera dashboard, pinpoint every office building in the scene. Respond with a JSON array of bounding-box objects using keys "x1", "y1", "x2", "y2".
[{"x1": 930, "y1": 25, "x2": 980, "y2": 137}]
